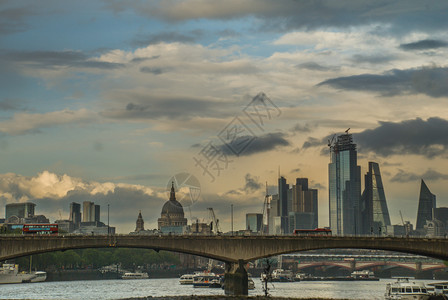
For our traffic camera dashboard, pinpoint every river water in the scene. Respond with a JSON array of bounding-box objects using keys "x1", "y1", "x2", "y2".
[{"x1": 0, "y1": 278, "x2": 441, "y2": 299}]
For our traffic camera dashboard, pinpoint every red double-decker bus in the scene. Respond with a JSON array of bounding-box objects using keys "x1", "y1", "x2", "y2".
[
  {"x1": 22, "y1": 224, "x2": 58, "y2": 235},
  {"x1": 293, "y1": 228, "x2": 332, "y2": 236}
]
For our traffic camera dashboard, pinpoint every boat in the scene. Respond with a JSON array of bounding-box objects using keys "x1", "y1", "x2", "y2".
[
  {"x1": 385, "y1": 278, "x2": 430, "y2": 300},
  {"x1": 179, "y1": 274, "x2": 195, "y2": 285},
  {"x1": 121, "y1": 272, "x2": 149, "y2": 279},
  {"x1": 350, "y1": 270, "x2": 379, "y2": 281},
  {"x1": 0, "y1": 264, "x2": 47, "y2": 284},
  {"x1": 271, "y1": 269, "x2": 293, "y2": 282},
  {"x1": 427, "y1": 281, "x2": 448, "y2": 296},
  {"x1": 192, "y1": 271, "x2": 217, "y2": 288},
  {"x1": 248, "y1": 277, "x2": 255, "y2": 290}
]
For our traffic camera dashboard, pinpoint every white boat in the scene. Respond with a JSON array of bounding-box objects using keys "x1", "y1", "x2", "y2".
[
  {"x1": 0, "y1": 264, "x2": 46, "y2": 284},
  {"x1": 271, "y1": 269, "x2": 293, "y2": 282},
  {"x1": 121, "y1": 272, "x2": 149, "y2": 279},
  {"x1": 385, "y1": 278, "x2": 430, "y2": 300},
  {"x1": 192, "y1": 271, "x2": 216, "y2": 288},
  {"x1": 427, "y1": 281, "x2": 448, "y2": 296},
  {"x1": 351, "y1": 270, "x2": 379, "y2": 281},
  {"x1": 179, "y1": 274, "x2": 195, "y2": 284}
]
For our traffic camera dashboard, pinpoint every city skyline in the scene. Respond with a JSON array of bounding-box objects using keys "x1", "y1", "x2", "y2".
[{"x1": 1, "y1": 1, "x2": 448, "y2": 233}]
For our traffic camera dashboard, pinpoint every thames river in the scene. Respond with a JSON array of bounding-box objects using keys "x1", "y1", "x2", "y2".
[{"x1": 0, "y1": 278, "x2": 441, "y2": 299}]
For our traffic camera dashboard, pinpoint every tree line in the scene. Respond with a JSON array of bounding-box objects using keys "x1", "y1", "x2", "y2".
[{"x1": 14, "y1": 248, "x2": 180, "y2": 271}]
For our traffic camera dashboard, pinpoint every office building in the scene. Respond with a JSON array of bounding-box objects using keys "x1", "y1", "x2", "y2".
[
  {"x1": 290, "y1": 178, "x2": 318, "y2": 230},
  {"x1": 360, "y1": 162, "x2": 391, "y2": 235},
  {"x1": 416, "y1": 179, "x2": 436, "y2": 230},
  {"x1": 69, "y1": 202, "x2": 81, "y2": 229},
  {"x1": 434, "y1": 207, "x2": 448, "y2": 227},
  {"x1": 82, "y1": 201, "x2": 95, "y2": 222},
  {"x1": 278, "y1": 176, "x2": 289, "y2": 233},
  {"x1": 5, "y1": 202, "x2": 35, "y2": 219},
  {"x1": 328, "y1": 132, "x2": 361, "y2": 235},
  {"x1": 268, "y1": 194, "x2": 279, "y2": 235},
  {"x1": 246, "y1": 213, "x2": 263, "y2": 233}
]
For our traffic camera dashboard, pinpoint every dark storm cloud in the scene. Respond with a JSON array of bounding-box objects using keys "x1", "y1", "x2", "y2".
[
  {"x1": 1, "y1": 50, "x2": 125, "y2": 69},
  {"x1": 296, "y1": 62, "x2": 340, "y2": 72},
  {"x1": 400, "y1": 39, "x2": 448, "y2": 51},
  {"x1": 0, "y1": 5, "x2": 34, "y2": 35},
  {"x1": 318, "y1": 66, "x2": 448, "y2": 98},
  {"x1": 356, "y1": 117, "x2": 448, "y2": 158},
  {"x1": 102, "y1": 94, "x2": 235, "y2": 121},
  {"x1": 130, "y1": 56, "x2": 160, "y2": 63},
  {"x1": 219, "y1": 132, "x2": 290, "y2": 157},
  {"x1": 390, "y1": 169, "x2": 448, "y2": 183},
  {"x1": 140, "y1": 66, "x2": 163, "y2": 75},
  {"x1": 244, "y1": 174, "x2": 262, "y2": 192},
  {"x1": 132, "y1": 30, "x2": 203, "y2": 47},
  {"x1": 0, "y1": 98, "x2": 23, "y2": 111},
  {"x1": 107, "y1": 1, "x2": 448, "y2": 35},
  {"x1": 350, "y1": 54, "x2": 396, "y2": 64}
]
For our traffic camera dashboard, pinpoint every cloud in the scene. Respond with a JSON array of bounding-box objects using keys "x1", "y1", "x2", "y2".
[
  {"x1": 102, "y1": 93, "x2": 235, "y2": 121},
  {"x1": 0, "y1": 109, "x2": 97, "y2": 135},
  {"x1": 0, "y1": 171, "x2": 164, "y2": 232},
  {"x1": 218, "y1": 132, "x2": 290, "y2": 157},
  {"x1": 296, "y1": 62, "x2": 339, "y2": 72},
  {"x1": 132, "y1": 30, "x2": 203, "y2": 47},
  {"x1": 1, "y1": 50, "x2": 125, "y2": 69},
  {"x1": 390, "y1": 169, "x2": 448, "y2": 183},
  {"x1": 0, "y1": 98, "x2": 24, "y2": 111},
  {"x1": 318, "y1": 66, "x2": 448, "y2": 98},
  {"x1": 107, "y1": 1, "x2": 448, "y2": 35},
  {"x1": 140, "y1": 66, "x2": 163, "y2": 75},
  {"x1": 400, "y1": 39, "x2": 448, "y2": 51},
  {"x1": 0, "y1": 5, "x2": 34, "y2": 35},
  {"x1": 356, "y1": 117, "x2": 448, "y2": 158},
  {"x1": 350, "y1": 54, "x2": 396, "y2": 64},
  {"x1": 224, "y1": 173, "x2": 262, "y2": 196}
]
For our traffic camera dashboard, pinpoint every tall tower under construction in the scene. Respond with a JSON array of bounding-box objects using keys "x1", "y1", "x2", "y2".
[{"x1": 328, "y1": 131, "x2": 361, "y2": 235}]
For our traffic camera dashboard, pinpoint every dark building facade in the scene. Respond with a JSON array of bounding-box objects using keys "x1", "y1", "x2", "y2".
[
  {"x1": 328, "y1": 133, "x2": 361, "y2": 235},
  {"x1": 69, "y1": 202, "x2": 81, "y2": 229},
  {"x1": 278, "y1": 176, "x2": 289, "y2": 233},
  {"x1": 416, "y1": 179, "x2": 436, "y2": 230},
  {"x1": 360, "y1": 162, "x2": 391, "y2": 235}
]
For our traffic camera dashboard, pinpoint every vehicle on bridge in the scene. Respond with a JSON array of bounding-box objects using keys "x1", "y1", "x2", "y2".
[
  {"x1": 22, "y1": 224, "x2": 58, "y2": 235},
  {"x1": 293, "y1": 228, "x2": 332, "y2": 236}
]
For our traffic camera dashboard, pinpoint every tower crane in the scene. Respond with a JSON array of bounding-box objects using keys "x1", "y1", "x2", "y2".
[{"x1": 207, "y1": 208, "x2": 221, "y2": 235}]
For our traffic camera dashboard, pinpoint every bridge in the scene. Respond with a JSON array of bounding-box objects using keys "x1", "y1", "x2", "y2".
[{"x1": 1, "y1": 235, "x2": 448, "y2": 295}]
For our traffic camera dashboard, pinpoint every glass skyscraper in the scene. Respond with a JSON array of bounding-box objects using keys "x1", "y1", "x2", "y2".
[
  {"x1": 328, "y1": 133, "x2": 361, "y2": 235},
  {"x1": 361, "y1": 162, "x2": 391, "y2": 234},
  {"x1": 416, "y1": 179, "x2": 436, "y2": 230}
]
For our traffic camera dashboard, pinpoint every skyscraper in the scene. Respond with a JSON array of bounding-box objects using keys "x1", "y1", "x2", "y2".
[
  {"x1": 246, "y1": 213, "x2": 263, "y2": 232},
  {"x1": 69, "y1": 202, "x2": 81, "y2": 229},
  {"x1": 278, "y1": 176, "x2": 289, "y2": 233},
  {"x1": 416, "y1": 179, "x2": 436, "y2": 230},
  {"x1": 5, "y1": 202, "x2": 35, "y2": 219},
  {"x1": 289, "y1": 178, "x2": 318, "y2": 231},
  {"x1": 82, "y1": 201, "x2": 95, "y2": 222},
  {"x1": 360, "y1": 162, "x2": 391, "y2": 234},
  {"x1": 328, "y1": 132, "x2": 361, "y2": 235}
]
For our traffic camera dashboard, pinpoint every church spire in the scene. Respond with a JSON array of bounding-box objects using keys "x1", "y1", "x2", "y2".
[{"x1": 170, "y1": 181, "x2": 176, "y2": 201}]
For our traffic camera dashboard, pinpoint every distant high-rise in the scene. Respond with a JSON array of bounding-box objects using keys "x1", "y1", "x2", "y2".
[
  {"x1": 69, "y1": 202, "x2": 81, "y2": 229},
  {"x1": 5, "y1": 202, "x2": 35, "y2": 219},
  {"x1": 278, "y1": 176, "x2": 289, "y2": 233},
  {"x1": 82, "y1": 201, "x2": 95, "y2": 222},
  {"x1": 360, "y1": 162, "x2": 391, "y2": 234},
  {"x1": 94, "y1": 205, "x2": 100, "y2": 222},
  {"x1": 416, "y1": 179, "x2": 436, "y2": 230},
  {"x1": 290, "y1": 178, "x2": 318, "y2": 230},
  {"x1": 328, "y1": 132, "x2": 361, "y2": 235},
  {"x1": 246, "y1": 213, "x2": 263, "y2": 232}
]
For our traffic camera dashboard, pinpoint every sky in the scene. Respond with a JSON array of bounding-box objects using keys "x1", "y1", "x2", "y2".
[{"x1": 1, "y1": 0, "x2": 448, "y2": 233}]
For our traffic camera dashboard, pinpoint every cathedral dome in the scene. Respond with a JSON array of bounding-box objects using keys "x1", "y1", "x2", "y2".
[{"x1": 160, "y1": 182, "x2": 185, "y2": 216}]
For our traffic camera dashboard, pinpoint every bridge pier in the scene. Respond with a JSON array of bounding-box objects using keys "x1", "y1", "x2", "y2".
[{"x1": 224, "y1": 260, "x2": 248, "y2": 296}]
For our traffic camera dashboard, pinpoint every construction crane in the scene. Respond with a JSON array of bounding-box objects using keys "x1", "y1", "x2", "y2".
[{"x1": 207, "y1": 208, "x2": 221, "y2": 235}]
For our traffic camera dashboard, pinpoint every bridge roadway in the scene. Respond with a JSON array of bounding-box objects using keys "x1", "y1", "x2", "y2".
[{"x1": 1, "y1": 234, "x2": 448, "y2": 295}]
